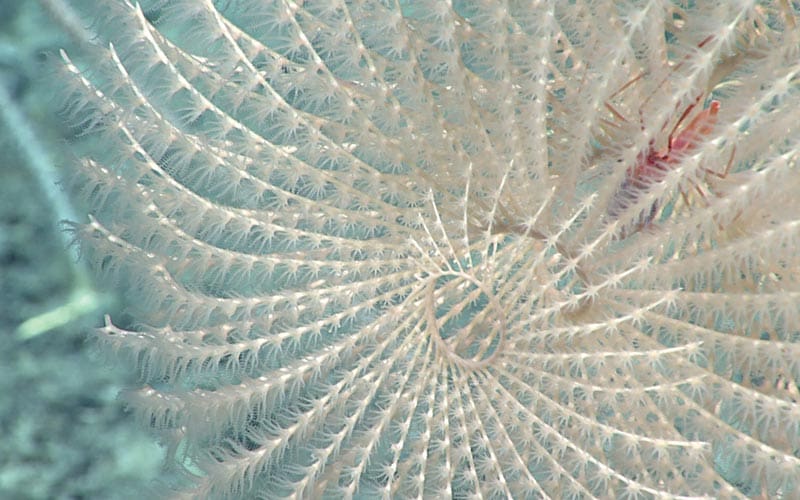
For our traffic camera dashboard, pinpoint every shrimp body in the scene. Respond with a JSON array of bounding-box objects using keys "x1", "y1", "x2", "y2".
[{"x1": 609, "y1": 100, "x2": 721, "y2": 238}]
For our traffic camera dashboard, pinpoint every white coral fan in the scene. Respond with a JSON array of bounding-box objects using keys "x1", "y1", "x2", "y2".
[{"x1": 61, "y1": 0, "x2": 800, "y2": 498}]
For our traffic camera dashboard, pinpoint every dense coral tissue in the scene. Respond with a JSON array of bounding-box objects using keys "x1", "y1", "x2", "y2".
[{"x1": 61, "y1": 1, "x2": 800, "y2": 498}]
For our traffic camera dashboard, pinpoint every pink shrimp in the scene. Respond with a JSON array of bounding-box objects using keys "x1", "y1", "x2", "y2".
[
  {"x1": 604, "y1": 35, "x2": 736, "y2": 239},
  {"x1": 607, "y1": 95, "x2": 733, "y2": 239}
]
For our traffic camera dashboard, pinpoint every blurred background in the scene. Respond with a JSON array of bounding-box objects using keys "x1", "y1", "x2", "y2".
[{"x1": 0, "y1": 1, "x2": 164, "y2": 498}]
